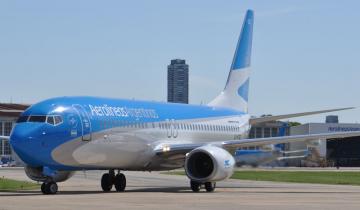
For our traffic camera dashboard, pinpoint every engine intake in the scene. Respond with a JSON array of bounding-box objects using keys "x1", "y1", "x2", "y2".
[
  {"x1": 185, "y1": 145, "x2": 235, "y2": 183},
  {"x1": 187, "y1": 152, "x2": 214, "y2": 179}
]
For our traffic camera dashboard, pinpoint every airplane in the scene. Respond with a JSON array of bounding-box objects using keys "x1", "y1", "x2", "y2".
[
  {"x1": 1, "y1": 9, "x2": 360, "y2": 195},
  {"x1": 235, "y1": 124, "x2": 309, "y2": 167},
  {"x1": 235, "y1": 144, "x2": 309, "y2": 167}
]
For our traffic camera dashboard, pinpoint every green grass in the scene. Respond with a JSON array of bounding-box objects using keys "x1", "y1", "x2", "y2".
[
  {"x1": 0, "y1": 177, "x2": 39, "y2": 191},
  {"x1": 231, "y1": 171, "x2": 360, "y2": 185},
  {"x1": 164, "y1": 170, "x2": 360, "y2": 186}
]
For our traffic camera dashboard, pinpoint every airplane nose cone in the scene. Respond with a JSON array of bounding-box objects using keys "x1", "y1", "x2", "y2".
[
  {"x1": 10, "y1": 124, "x2": 37, "y2": 146},
  {"x1": 10, "y1": 124, "x2": 43, "y2": 166}
]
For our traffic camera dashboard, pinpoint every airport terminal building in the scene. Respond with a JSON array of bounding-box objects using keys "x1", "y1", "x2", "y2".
[
  {"x1": 288, "y1": 120, "x2": 360, "y2": 167},
  {"x1": 0, "y1": 103, "x2": 29, "y2": 165},
  {"x1": 246, "y1": 116, "x2": 360, "y2": 167}
]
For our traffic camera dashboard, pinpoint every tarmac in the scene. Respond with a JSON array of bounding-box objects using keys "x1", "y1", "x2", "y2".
[{"x1": 1, "y1": 168, "x2": 360, "y2": 210}]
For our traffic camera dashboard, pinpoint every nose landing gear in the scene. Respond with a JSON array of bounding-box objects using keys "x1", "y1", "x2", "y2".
[
  {"x1": 101, "y1": 169, "x2": 126, "y2": 192},
  {"x1": 41, "y1": 181, "x2": 58, "y2": 194}
]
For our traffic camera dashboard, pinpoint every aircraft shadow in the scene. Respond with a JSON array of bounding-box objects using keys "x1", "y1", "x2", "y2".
[
  {"x1": 0, "y1": 186, "x2": 190, "y2": 196},
  {"x1": 1, "y1": 186, "x2": 360, "y2": 196}
]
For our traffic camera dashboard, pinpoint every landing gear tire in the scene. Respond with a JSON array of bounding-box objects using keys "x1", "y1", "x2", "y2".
[
  {"x1": 41, "y1": 182, "x2": 47, "y2": 194},
  {"x1": 41, "y1": 182, "x2": 58, "y2": 194},
  {"x1": 190, "y1": 180, "x2": 201, "y2": 192},
  {"x1": 114, "y1": 173, "x2": 126, "y2": 192},
  {"x1": 101, "y1": 173, "x2": 113, "y2": 192},
  {"x1": 48, "y1": 182, "x2": 58, "y2": 194},
  {"x1": 205, "y1": 182, "x2": 216, "y2": 192}
]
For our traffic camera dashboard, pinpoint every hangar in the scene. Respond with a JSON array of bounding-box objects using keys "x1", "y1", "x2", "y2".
[{"x1": 288, "y1": 116, "x2": 360, "y2": 167}]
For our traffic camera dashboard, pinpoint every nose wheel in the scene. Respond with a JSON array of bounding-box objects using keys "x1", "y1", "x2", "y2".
[
  {"x1": 41, "y1": 181, "x2": 58, "y2": 194},
  {"x1": 101, "y1": 170, "x2": 126, "y2": 192}
]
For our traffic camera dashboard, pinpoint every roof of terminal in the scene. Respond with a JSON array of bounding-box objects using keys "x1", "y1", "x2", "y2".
[{"x1": 0, "y1": 103, "x2": 30, "y2": 117}]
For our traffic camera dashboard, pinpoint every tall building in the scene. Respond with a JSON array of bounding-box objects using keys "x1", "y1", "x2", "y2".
[{"x1": 167, "y1": 59, "x2": 189, "y2": 104}]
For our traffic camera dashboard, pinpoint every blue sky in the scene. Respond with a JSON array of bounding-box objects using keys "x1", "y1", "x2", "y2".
[{"x1": 1, "y1": 1, "x2": 359, "y2": 123}]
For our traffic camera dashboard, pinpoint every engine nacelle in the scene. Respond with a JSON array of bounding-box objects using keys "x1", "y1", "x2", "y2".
[
  {"x1": 25, "y1": 166, "x2": 74, "y2": 182},
  {"x1": 185, "y1": 145, "x2": 235, "y2": 183}
]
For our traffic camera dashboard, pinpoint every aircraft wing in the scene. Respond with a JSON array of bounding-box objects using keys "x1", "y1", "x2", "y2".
[
  {"x1": 277, "y1": 155, "x2": 308, "y2": 161},
  {"x1": 222, "y1": 131, "x2": 360, "y2": 148},
  {"x1": 281, "y1": 149, "x2": 308, "y2": 154},
  {"x1": 155, "y1": 131, "x2": 360, "y2": 157},
  {"x1": 249, "y1": 107, "x2": 354, "y2": 125},
  {"x1": 0, "y1": 136, "x2": 10, "y2": 140}
]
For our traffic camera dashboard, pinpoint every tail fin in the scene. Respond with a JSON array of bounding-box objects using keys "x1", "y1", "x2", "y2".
[{"x1": 208, "y1": 10, "x2": 254, "y2": 113}]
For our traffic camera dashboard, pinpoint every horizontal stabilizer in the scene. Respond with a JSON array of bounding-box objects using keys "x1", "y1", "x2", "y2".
[{"x1": 249, "y1": 107, "x2": 355, "y2": 125}]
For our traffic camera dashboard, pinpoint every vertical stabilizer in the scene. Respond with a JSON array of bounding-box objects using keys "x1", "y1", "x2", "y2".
[{"x1": 208, "y1": 10, "x2": 254, "y2": 113}]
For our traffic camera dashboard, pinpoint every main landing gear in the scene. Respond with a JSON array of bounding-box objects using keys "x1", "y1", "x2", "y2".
[
  {"x1": 190, "y1": 180, "x2": 216, "y2": 192},
  {"x1": 41, "y1": 181, "x2": 58, "y2": 194},
  {"x1": 101, "y1": 169, "x2": 126, "y2": 192}
]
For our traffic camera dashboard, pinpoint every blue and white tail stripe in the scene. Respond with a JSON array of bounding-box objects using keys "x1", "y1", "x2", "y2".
[
  {"x1": 237, "y1": 78, "x2": 250, "y2": 102},
  {"x1": 209, "y1": 10, "x2": 254, "y2": 113},
  {"x1": 231, "y1": 10, "x2": 254, "y2": 70}
]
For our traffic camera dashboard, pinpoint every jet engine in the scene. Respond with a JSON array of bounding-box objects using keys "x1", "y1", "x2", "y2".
[
  {"x1": 185, "y1": 145, "x2": 235, "y2": 183},
  {"x1": 25, "y1": 166, "x2": 74, "y2": 182}
]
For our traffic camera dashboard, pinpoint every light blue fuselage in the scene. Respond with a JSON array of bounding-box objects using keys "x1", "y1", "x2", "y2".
[{"x1": 10, "y1": 96, "x2": 249, "y2": 171}]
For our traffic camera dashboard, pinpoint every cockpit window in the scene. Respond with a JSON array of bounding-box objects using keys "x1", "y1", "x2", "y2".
[
  {"x1": 29, "y1": 115, "x2": 47, "y2": 123},
  {"x1": 46, "y1": 115, "x2": 63, "y2": 126},
  {"x1": 46, "y1": 116, "x2": 55, "y2": 125},
  {"x1": 54, "y1": 116, "x2": 63, "y2": 125},
  {"x1": 16, "y1": 115, "x2": 63, "y2": 125},
  {"x1": 16, "y1": 116, "x2": 29, "y2": 123}
]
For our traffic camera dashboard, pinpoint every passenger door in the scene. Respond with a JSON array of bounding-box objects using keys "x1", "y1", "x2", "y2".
[{"x1": 72, "y1": 104, "x2": 92, "y2": 141}]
